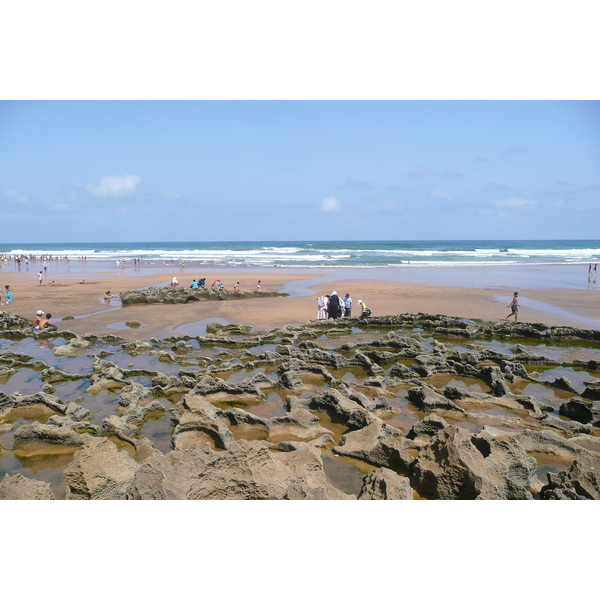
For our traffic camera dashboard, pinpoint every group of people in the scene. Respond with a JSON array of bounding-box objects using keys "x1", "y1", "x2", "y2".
[
  {"x1": 1, "y1": 254, "x2": 73, "y2": 271},
  {"x1": 31, "y1": 310, "x2": 56, "y2": 332},
  {"x1": 588, "y1": 263, "x2": 598, "y2": 284},
  {"x1": 172, "y1": 278, "x2": 262, "y2": 291},
  {"x1": 316, "y1": 292, "x2": 370, "y2": 320}
]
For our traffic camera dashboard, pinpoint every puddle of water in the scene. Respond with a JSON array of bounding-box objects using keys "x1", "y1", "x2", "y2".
[
  {"x1": 0, "y1": 368, "x2": 44, "y2": 396},
  {"x1": 429, "y1": 373, "x2": 490, "y2": 394},
  {"x1": 384, "y1": 413, "x2": 420, "y2": 433},
  {"x1": 108, "y1": 352, "x2": 183, "y2": 376},
  {"x1": 533, "y1": 366, "x2": 594, "y2": 394},
  {"x1": 244, "y1": 393, "x2": 288, "y2": 419},
  {"x1": 322, "y1": 451, "x2": 377, "y2": 496},
  {"x1": 2, "y1": 405, "x2": 57, "y2": 425},
  {"x1": 139, "y1": 410, "x2": 173, "y2": 454},
  {"x1": 228, "y1": 423, "x2": 269, "y2": 442},
  {"x1": 469, "y1": 406, "x2": 519, "y2": 418},
  {"x1": 74, "y1": 306, "x2": 123, "y2": 320},
  {"x1": 106, "y1": 322, "x2": 148, "y2": 330},
  {"x1": 315, "y1": 413, "x2": 348, "y2": 443},
  {"x1": 0, "y1": 451, "x2": 68, "y2": 499},
  {"x1": 514, "y1": 382, "x2": 571, "y2": 403},
  {"x1": 527, "y1": 451, "x2": 574, "y2": 486},
  {"x1": 173, "y1": 318, "x2": 231, "y2": 337}
]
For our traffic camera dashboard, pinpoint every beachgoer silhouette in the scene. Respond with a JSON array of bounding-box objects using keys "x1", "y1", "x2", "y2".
[
  {"x1": 505, "y1": 292, "x2": 520, "y2": 322},
  {"x1": 328, "y1": 291, "x2": 341, "y2": 319}
]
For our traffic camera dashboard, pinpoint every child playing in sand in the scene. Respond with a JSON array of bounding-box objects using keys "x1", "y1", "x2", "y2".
[{"x1": 505, "y1": 292, "x2": 520, "y2": 321}]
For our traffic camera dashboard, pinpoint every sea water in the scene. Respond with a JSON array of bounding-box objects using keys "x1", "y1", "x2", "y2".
[{"x1": 1, "y1": 239, "x2": 600, "y2": 269}]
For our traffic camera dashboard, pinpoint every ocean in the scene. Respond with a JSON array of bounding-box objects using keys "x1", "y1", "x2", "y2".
[{"x1": 1, "y1": 240, "x2": 600, "y2": 269}]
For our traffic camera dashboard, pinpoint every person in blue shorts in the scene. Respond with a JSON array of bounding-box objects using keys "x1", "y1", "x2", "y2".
[{"x1": 5, "y1": 285, "x2": 12, "y2": 305}]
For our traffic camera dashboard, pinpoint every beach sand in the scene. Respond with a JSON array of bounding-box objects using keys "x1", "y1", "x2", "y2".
[{"x1": 1, "y1": 263, "x2": 599, "y2": 339}]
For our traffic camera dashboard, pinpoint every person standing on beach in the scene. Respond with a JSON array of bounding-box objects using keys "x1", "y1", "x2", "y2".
[
  {"x1": 328, "y1": 291, "x2": 341, "y2": 319},
  {"x1": 317, "y1": 295, "x2": 327, "y2": 319},
  {"x1": 4, "y1": 285, "x2": 12, "y2": 305},
  {"x1": 593, "y1": 264, "x2": 598, "y2": 284},
  {"x1": 43, "y1": 261, "x2": 48, "y2": 273},
  {"x1": 37, "y1": 271, "x2": 43, "y2": 286},
  {"x1": 257, "y1": 280, "x2": 261, "y2": 291},
  {"x1": 505, "y1": 292, "x2": 520, "y2": 322},
  {"x1": 343, "y1": 293, "x2": 352, "y2": 317},
  {"x1": 588, "y1": 263, "x2": 593, "y2": 283}
]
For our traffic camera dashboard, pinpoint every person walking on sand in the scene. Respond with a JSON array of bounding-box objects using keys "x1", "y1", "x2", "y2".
[
  {"x1": 4, "y1": 285, "x2": 12, "y2": 305},
  {"x1": 588, "y1": 263, "x2": 593, "y2": 283},
  {"x1": 593, "y1": 264, "x2": 598, "y2": 285},
  {"x1": 37, "y1": 271, "x2": 43, "y2": 286},
  {"x1": 505, "y1": 292, "x2": 520, "y2": 322}
]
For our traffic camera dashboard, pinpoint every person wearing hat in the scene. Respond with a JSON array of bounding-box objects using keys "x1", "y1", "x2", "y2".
[
  {"x1": 358, "y1": 300, "x2": 371, "y2": 317},
  {"x1": 32, "y1": 310, "x2": 44, "y2": 331}
]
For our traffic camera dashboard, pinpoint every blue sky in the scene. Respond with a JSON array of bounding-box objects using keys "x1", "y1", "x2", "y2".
[{"x1": 2, "y1": 100, "x2": 599, "y2": 243}]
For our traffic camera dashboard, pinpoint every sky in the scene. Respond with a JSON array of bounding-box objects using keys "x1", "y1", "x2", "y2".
[{"x1": 1, "y1": 100, "x2": 599, "y2": 243}]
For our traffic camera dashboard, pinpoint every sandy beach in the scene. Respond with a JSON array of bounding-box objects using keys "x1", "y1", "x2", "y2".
[{"x1": 1, "y1": 261, "x2": 599, "y2": 338}]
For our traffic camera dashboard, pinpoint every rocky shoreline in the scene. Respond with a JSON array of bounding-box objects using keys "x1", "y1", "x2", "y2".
[
  {"x1": 1, "y1": 310, "x2": 599, "y2": 500},
  {"x1": 119, "y1": 286, "x2": 288, "y2": 305}
]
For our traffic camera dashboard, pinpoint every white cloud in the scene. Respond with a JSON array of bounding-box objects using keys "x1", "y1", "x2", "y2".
[
  {"x1": 489, "y1": 196, "x2": 538, "y2": 210},
  {"x1": 320, "y1": 196, "x2": 342, "y2": 212},
  {"x1": 86, "y1": 175, "x2": 142, "y2": 198},
  {"x1": 432, "y1": 187, "x2": 453, "y2": 200},
  {"x1": 4, "y1": 190, "x2": 29, "y2": 202}
]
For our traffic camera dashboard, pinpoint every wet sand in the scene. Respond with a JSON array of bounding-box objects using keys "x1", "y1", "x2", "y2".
[{"x1": 1, "y1": 262, "x2": 599, "y2": 338}]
